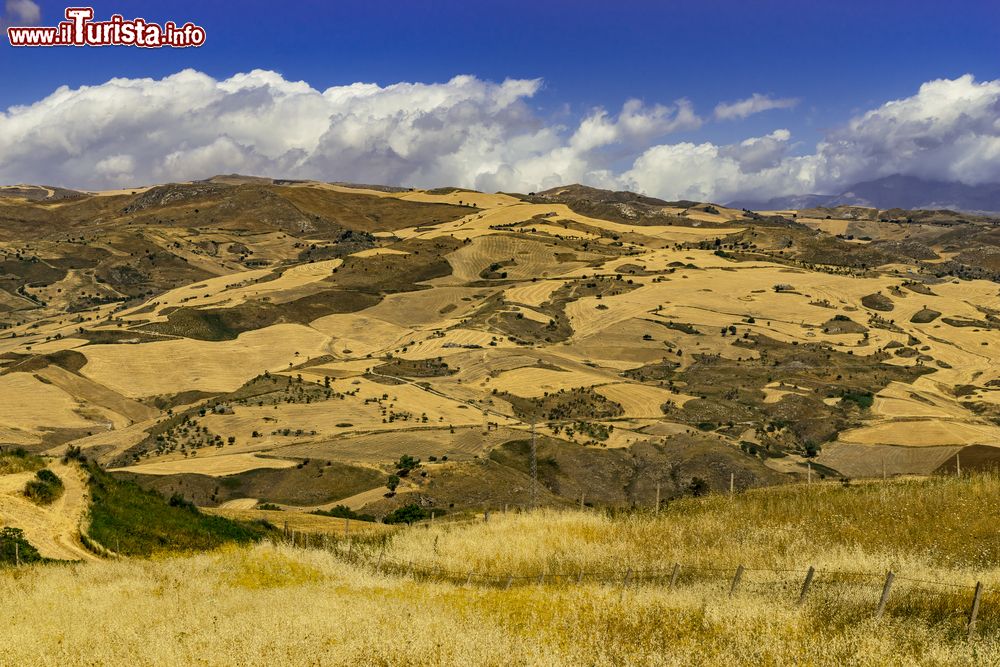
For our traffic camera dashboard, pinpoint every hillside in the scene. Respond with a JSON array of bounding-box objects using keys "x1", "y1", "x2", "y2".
[
  {"x1": 0, "y1": 474, "x2": 996, "y2": 665},
  {"x1": 2, "y1": 178, "x2": 1000, "y2": 527}
]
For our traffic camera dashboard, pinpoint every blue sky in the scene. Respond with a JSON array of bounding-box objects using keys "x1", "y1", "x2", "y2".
[{"x1": 3, "y1": 0, "x2": 1000, "y2": 198}]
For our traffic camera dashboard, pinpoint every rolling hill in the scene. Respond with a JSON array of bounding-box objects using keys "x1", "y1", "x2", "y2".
[{"x1": 1, "y1": 176, "x2": 1000, "y2": 526}]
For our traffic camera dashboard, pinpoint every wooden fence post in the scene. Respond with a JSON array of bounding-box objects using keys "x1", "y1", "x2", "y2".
[
  {"x1": 968, "y1": 582, "x2": 983, "y2": 639},
  {"x1": 730, "y1": 473, "x2": 735, "y2": 498},
  {"x1": 484, "y1": 511, "x2": 489, "y2": 523},
  {"x1": 669, "y1": 563, "x2": 680, "y2": 589},
  {"x1": 505, "y1": 575, "x2": 514, "y2": 590},
  {"x1": 797, "y1": 566, "x2": 815, "y2": 606},
  {"x1": 729, "y1": 565, "x2": 745, "y2": 597},
  {"x1": 623, "y1": 568, "x2": 632, "y2": 588},
  {"x1": 577, "y1": 568, "x2": 585, "y2": 584},
  {"x1": 655, "y1": 483, "x2": 660, "y2": 513},
  {"x1": 466, "y1": 570, "x2": 474, "y2": 586},
  {"x1": 14, "y1": 542, "x2": 18, "y2": 566},
  {"x1": 876, "y1": 571, "x2": 895, "y2": 619},
  {"x1": 344, "y1": 518, "x2": 349, "y2": 539}
]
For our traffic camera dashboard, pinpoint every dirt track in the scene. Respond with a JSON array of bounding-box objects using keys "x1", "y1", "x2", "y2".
[{"x1": 0, "y1": 461, "x2": 97, "y2": 562}]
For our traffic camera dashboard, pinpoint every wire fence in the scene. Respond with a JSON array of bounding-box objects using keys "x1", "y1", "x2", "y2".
[{"x1": 272, "y1": 528, "x2": 992, "y2": 638}]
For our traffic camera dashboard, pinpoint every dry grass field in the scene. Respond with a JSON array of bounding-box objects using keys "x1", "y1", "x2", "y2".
[{"x1": 0, "y1": 474, "x2": 997, "y2": 665}]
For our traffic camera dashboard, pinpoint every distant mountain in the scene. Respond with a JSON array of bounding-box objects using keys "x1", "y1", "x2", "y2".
[{"x1": 729, "y1": 175, "x2": 1000, "y2": 213}]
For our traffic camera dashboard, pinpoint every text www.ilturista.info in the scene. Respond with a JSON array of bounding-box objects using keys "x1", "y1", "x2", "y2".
[{"x1": 7, "y1": 7, "x2": 206, "y2": 48}]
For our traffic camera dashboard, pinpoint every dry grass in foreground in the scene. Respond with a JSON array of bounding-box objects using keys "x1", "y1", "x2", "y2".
[
  {"x1": 0, "y1": 475, "x2": 998, "y2": 665},
  {"x1": 385, "y1": 473, "x2": 1000, "y2": 577}
]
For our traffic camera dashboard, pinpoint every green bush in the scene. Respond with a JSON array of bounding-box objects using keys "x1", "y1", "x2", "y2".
[
  {"x1": 383, "y1": 504, "x2": 441, "y2": 525},
  {"x1": 24, "y1": 469, "x2": 64, "y2": 505},
  {"x1": 256, "y1": 502, "x2": 283, "y2": 511},
  {"x1": 841, "y1": 390, "x2": 874, "y2": 409},
  {"x1": 0, "y1": 527, "x2": 43, "y2": 566},
  {"x1": 687, "y1": 477, "x2": 710, "y2": 497}
]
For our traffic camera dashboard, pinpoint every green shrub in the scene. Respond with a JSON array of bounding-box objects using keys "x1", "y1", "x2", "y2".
[
  {"x1": 24, "y1": 469, "x2": 64, "y2": 505},
  {"x1": 0, "y1": 527, "x2": 43, "y2": 566},
  {"x1": 256, "y1": 502, "x2": 283, "y2": 511},
  {"x1": 687, "y1": 477, "x2": 710, "y2": 497},
  {"x1": 841, "y1": 390, "x2": 874, "y2": 409},
  {"x1": 383, "y1": 504, "x2": 440, "y2": 525}
]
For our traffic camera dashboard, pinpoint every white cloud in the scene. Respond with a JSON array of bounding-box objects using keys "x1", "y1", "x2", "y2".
[
  {"x1": 621, "y1": 133, "x2": 815, "y2": 203},
  {"x1": 624, "y1": 74, "x2": 1000, "y2": 202},
  {"x1": 1, "y1": 0, "x2": 40, "y2": 27},
  {"x1": 714, "y1": 93, "x2": 799, "y2": 120},
  {"x1": 2, "y1": 71, "x2": 1000, "y2": 204},
  {"x1": 0, "y1": 69, "x2": 696, "y2": 192}
]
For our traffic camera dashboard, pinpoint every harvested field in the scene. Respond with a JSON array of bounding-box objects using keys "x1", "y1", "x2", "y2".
[
  {"x1": 80, "y1": 324, "x2": 332, "y2": 397},
  {"x1": 309, "y1": 314, "x2": 413, "y2": 357},
  {"x1": 490, "y1": 366, "x2": 613, "y2": 398},
  {"x1": 110, "y1": 453, "x2": 299, "y2": 477},
  {"x1": 593, "y1": 382, "x2": 680, "y2": 417},
  {"x1": 276, "y1": 425, "x2": 526, "y2": 464},
  {"x1": 837, "y1": 419, "x2": 1000, "y2": 446},
  {"x1": 0, "y1": 374, "x2": 100, "y2": 437},
  {"x1": 503, "y1": 280, "x2": 567, "y2": 307},
  {"x1": 445, "y1": 234, "x2": 595, "y2": 282},
  {"x1": 816, "y1": 442, "x2": 963, "y2": 477}
]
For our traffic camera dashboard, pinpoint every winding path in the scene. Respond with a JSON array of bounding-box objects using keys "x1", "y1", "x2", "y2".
[{"x1": 0, "y1": 461, "x2": 97, "y2": 562}]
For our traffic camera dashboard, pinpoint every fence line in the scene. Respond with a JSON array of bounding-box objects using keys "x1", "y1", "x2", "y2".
[{"x1": 271, "y1": 527, "x2": 991, "y2": 636}]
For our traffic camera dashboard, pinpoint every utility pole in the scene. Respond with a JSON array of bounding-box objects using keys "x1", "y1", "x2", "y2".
[{"x1": 530, "y1": 421, "x2": 538, "y2": 509}]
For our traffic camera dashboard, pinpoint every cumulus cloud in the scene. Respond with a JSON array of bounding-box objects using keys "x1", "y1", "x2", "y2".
[
  {"x1": 623, "y1": 74, "x2": 1000, "y2": 201},
  {"x1": 1, "y1": 0, "x2": 40, "y2": 27},
  {"x1": 0, "y1": 69, "x2": 696, "y2": 192},
  {"x1": 713, "y1": 93, "x2": 799, "y2": 120},
  {"x1": 621, "y1": 132, "x2": 815, "y2": 203},
  {"x1": 2, "y1": 70, "x2": 1000, "y2": 204}
]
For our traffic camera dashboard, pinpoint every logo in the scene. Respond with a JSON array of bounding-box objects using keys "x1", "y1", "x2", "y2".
[{"x1": 7, "y1": 7, "x2": 206, "y2": 48}]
